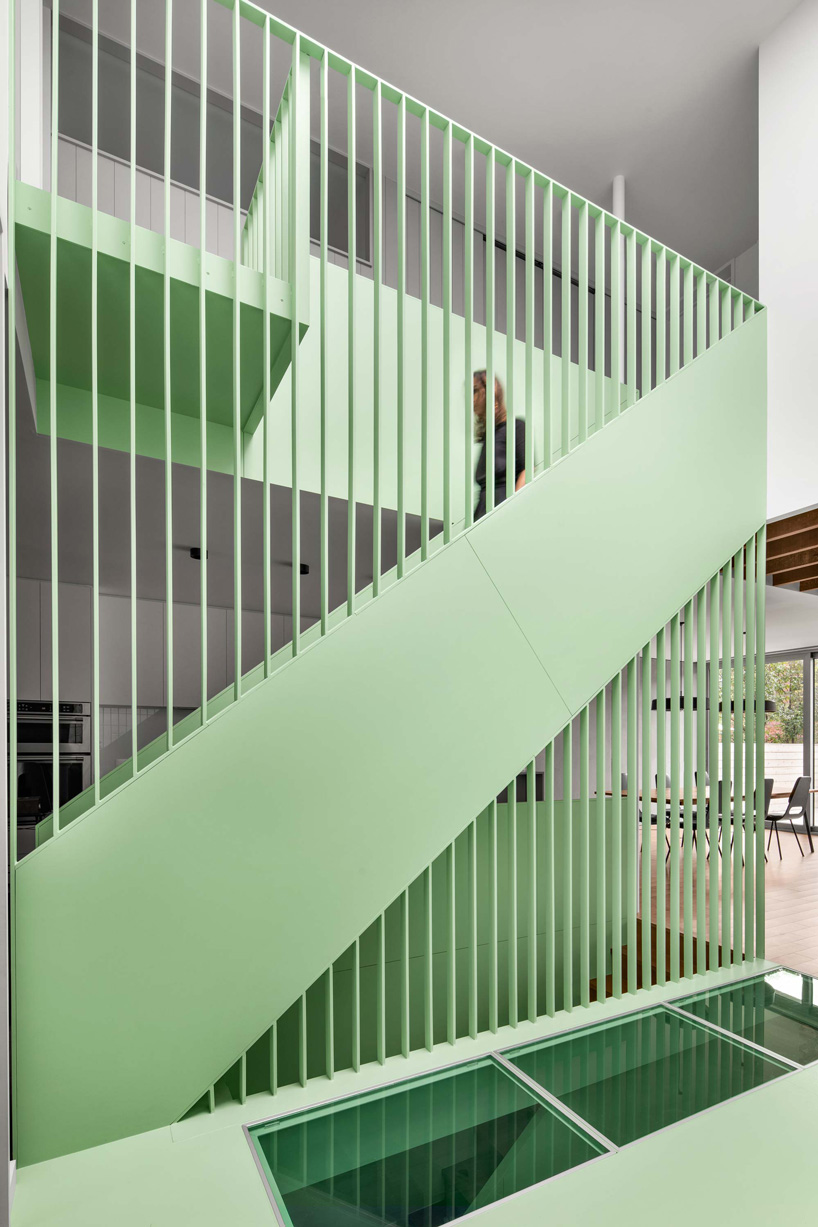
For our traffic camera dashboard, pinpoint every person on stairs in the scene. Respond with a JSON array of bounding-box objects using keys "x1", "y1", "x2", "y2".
[{"x1": 473, "y1": 370, "x2": 526, "y2": 520}]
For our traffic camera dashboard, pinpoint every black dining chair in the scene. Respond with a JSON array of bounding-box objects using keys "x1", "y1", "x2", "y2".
[{"x1": 767, "y1": 776, "x2": 813, "y2": 859}]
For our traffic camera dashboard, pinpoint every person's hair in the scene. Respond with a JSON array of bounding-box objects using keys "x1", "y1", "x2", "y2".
[{"x1": 473, "y1": 370, "x2": 506, "y2": 440}]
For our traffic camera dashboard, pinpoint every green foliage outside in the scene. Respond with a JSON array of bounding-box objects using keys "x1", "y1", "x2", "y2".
[{"x1": 764, "y1": 660, "x2": 804, "y2": 744}]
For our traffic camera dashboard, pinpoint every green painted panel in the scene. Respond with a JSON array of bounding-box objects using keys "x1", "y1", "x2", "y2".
[
  {"x1": 469, "y1": 312, "x2": 767, "y2": 715},
  {"x1": 14, "y1": 537, "x2": 571, "y2": 1165}
]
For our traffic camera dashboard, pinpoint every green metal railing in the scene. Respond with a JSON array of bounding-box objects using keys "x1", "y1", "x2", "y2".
[
  {"x1": 181, "y1": 530, "x2": 765, "y2": 1115},
  {"x1": 8, "y1": 0, "x2": 762, "y2": 866}
]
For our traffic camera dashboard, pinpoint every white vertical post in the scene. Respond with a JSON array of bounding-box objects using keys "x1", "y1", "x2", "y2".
[{"x1": 612, "y1": 174, "x2": 626, "y2": 400}]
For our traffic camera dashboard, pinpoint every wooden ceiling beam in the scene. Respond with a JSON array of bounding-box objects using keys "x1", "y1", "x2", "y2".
[
  {"x1": 800, "y1": 578, "x2": 818, "y2": 593},
  {"x1": 773, "y1": 562, "x2": 818, "y2": 586},
  {"x1": 768, "y1": 546, "x2": 818, "y2": 576},
  {"x1": 767, "y1": 507, "x2": 818, "y2": 542},
  {"x1": 767, "y1": 526, "x2": 818, "y2": 561}
]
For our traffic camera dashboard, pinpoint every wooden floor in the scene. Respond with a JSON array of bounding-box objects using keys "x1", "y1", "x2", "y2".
[{"x1": 640, "y1": 824, "x2": 818, "y2": 976}]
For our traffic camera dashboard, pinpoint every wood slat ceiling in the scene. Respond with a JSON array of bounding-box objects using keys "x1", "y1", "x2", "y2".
[{"x1": 768, "y1": 508, "x2": 818, "y2": 591}]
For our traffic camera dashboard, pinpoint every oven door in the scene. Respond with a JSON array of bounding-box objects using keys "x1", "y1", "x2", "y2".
[
  {"x1": 16, "y1": 754, "x2": 91, "y2": 820},
  {"x1": 17, "y1": 713, "x2": 91, "y2": 756}
]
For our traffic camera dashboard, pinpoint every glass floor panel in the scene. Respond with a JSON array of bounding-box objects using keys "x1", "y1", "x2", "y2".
[
  {"x1": 675, "y1": 968, "x2": 818, "y2": 1067},
  {"x1": 507, "y1": 1006, "x2": 790, "y2": 1147},
  {"x1": 248, "y1": 1059, "x2": 604, "y2": 1225}
]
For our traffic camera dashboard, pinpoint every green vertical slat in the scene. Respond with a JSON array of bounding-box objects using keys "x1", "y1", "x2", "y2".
[
  {"x1": 563, "y1": 721, "x2": 574, "y2": 1010},
  {"x1": 708, "y1": 573, "x2": 721, "y2": 968},
  {"x1": 505, "y1": 160, "x2": 515, "y2": 502},
  {"x1": 396, "y1": 96, "x2": 406, "y2": 574},
  {"x1": 578, "y1": 200, "x2": 588, "y2": 441},
  {"x1": 669, "y1": 613, "x2": 681, "y2": 982},
  {"x1": 640, "y1": 238, "x2": 651, "y2": 396},
  {"x1": 400, "y1": 888, "x2": 410, "y2": 1057},
  {"x1": 261, "y1": 19, "x2": 270, "y2": 679},
  {"x1": 442, "y1": 121, "x2": 452, "y2": 543},
  {"x1": 127, "y1": 2, "x2": 138, "y2": 755},
  {"x1": 231, "y1": 0, "x2": 242, "y2": 686},
  {"x1": 745, "y1": 535, "x2": 756, "y2": 961},
  {"x1": 524, "y1": 170, "x2": 534, "y2": 479},
  {"x1": 611, "y1": 673, "x2": 622, "y2": 997},
  {"x1": 485, "y1": 147, "x2": 495, "y2": 515},
  {"x1": 655, "y1": 625, "x2": 667, "y2": 984},
  {"x1": 446, "y1": 842, "x2": 455, "y2": 1044},
  {"x1": 560, "y1": 192, "x2": 571, "y2": 454},
  {"x1": 641, "y1": 646, "x2": 652, "y2": 983},
  {"x1": 626, "y1": 657, "x2": 638, "y2": 993},
  {"x1": 594, "y1": 210, "x2": 605, "y2": 430},
  {"x1": 198, "y1": 2, "x2": 209, "y2": 713},
  {"x1": 544, "y1": 741, "x2": 555, "y2": 1016},
  {"x1": 543, "y1": 181, "x2": 553, "y2": 464},
  {"x1": 720, "y1": 282, "x2": 731, "y2": 339},
  {"x1": 508, "y1": 776, "x2": 518, "y2": 1025},
  {"x1": 464, "y1": 135, "x2": 474, "y2": 529},
  {"x1": 468, "y1": 818, "x2": 478, "y2": 1039},
  {"x1": 708, "y1": 276, "x2": 718, "y2": 350},
  {"x1": 579, "y1": 705, "x2": 590, "y2": 1006},
  {"x1": 91, "y1": 0, "x2": 102, "y2": 799},
  {"x1": 696, "y1": 269, "x2": 706, "y2": 359},
  {"x1": 325, "y1": 966, "x2": 334, "y2": 1079},
  {"x1": 721, "y1": 557, "x2": 733, "y2": 965},
  {"x1": 733, "y1": 546, "x2": 744, "y2": 963},
  {"x1": 424, "y1": 864, "x2": 433, "y2": 1051},
  {"x1": 289, "y1": 37, "x2": 301, "y2": 652},
  {"x1": 49, "y1": 0, "x2": 62, "y2": 824},
  {"x1": 526, "y1": 758, "x2": 537, "y2": 1022},
  {"x1": 682, "y1": 602, "x2": 694, "y2": 978},
  {"x1": 488, "y1": 799, "x2": 498, "y2": 1031},
  {"x1": 655, "y1": 248, "x2": 666, "y2": 386},
  {"x1": 274, "y1": 114, "x2": 281, "y2": 278},
  {"x1": 626, "y1": 229, "x2": 636, "y2": 408},
  {"x1": 669, "y1": 254, "x2": 680, "y2": 377},
  {"x1": 299, "y1": 991, "x2": 308, "y2": 1086},
  {"x1": 696, "y1": 587, "x2": 707, "y2": 968},
  {"x1": 372, "y1": 81, "x2": 383, "y2": 594},
  {"x1": 610, "y1": 217, "x2": 621, "y2": 416},
  {"x1": 595, "y1": 690, "x2": 606, "y2": 1002},
  {"x1": 683, "y1": 260, "x2": 694, "y2": 367},
  {"x1": 347, "y1": 68, "x2": 357, "y2": 606},
  {"x1": 319, "y1": 52, "x2": 329, "y2": 631},
  {"x1": 420, "y1": 107, "x2": 430, "y2": 558},
  {"x1": 8, "y1": 0, "x2": 19, "y2": 862},
  {"x1": 755, "y1": 528, "x2": 766, "y2": 956},
  {"x1": 269, "y1": 1021, "x2": 277, "y2": 1095},
  {"x1": 352, "y1": 938, "x2": 360, "y2": 1072},
  {"x1": 377, "y1": 912, "x2": 386, "y2": 1064}
]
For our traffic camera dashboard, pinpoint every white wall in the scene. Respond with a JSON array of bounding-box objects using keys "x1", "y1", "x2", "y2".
[{"x1": 760, "y1": 0, "x2": 818, "y2": 519}]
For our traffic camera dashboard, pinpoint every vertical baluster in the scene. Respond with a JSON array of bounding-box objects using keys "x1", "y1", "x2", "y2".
[
  {"x1": 683, "y1": 260, "x2": 694, "y2": 367},
  {"x1": 669, "y1": 254, "x2": 680, "y2": 377},
  {"x1": 289, "y1": 36, "x2": 301, "y2": 652},
  {"x1": 611, "y1": 673, "x2": 622, "y2": 997},
  {"x1": 544, "y1": 741, "x2": 556, "y2": 1016},
  {"x1": 595, "y1": 690, "x2": 606, "y2": 1002},
  {"x1": 446, "y1": 841, "x2": 455, "y2": 1044},
  {"x1": 400, "y1": 887, "x2": 410, "y2": 1057},
  {"x1": 720, "y1": 282, "x2": 731, "y2": 338},
  {"x1": 655, "y1": 249, "x2": 666, "y2": 385},
  {"x1": 92, "y1": 0, "x2": 102, "y2": 795},
  {"x1": 131, "y1": 0, "x2": 140, "y2": 757},
  {"x1": 468, "y1": 817, "x2": 478, "y2": 1038},
  {"x1": 755, "y1": 528, "x2": 766, "y2": 957},
  {"x1": 325, "y1": 966, "x2": 334, "y2": 1079},
  {"x1": 370, "y1": 82, "x2": 383, "y2": 595},
  {"x1": 669, "y1": 613, "x2": 681, "y2": 981},
  {"x1": 526, "y1": 757, "x2": 537, "y2": 1022},
  {"x1": 563, "y1": 720, "x2": 574, "y2": 1010},
  {"x1": 464, "y1": 136, "x2": 474, "y2": 529},
  {"x1": 319, "y1": 51, "x2": 329, "y2": 631},
  {"x1": 231, "y1": 0, "x2": 242, "y2": 688},
  {"x1": 696, "y1": 586, "x2": 707, "y2": 968},
  {"x1": 683, "y1": 602, "x2": 694, "y2": 977},
  {"x1": 626, "y1": 228, "x2": 636, "y2": 408},
  {"x1": 420, "y1": 107, "x2": 430, "y2": 558},
  {"x1": 708, "y1": 573, "x2": 721, "y2": 967},
  {"x1": 505, "y1": 161, "x2": 516, "y2": 502},
  {"x1": 488, "y1": 798, "x2": 498, "y2": 1031},
  {"x1": 626, "y1": 658, "x2": 638, "y2": 993},
  {"x1": 721, "y1": 557, "x2": 733, "y2": 965},
  {"x1": 261, "y1": 20, "x2": 270, "y2": 677},
  {"x1": 269, "y1": 1021, "x2": 277, "y2": 1094},
  {"x1": 347, "y1": 68, "x2": 357, "y2": 606},
  {"x1": 578, "y1": 200, "x2": 589, "y2": 441},
  {"x1": 424, "y1": 864, "x2": 433, "y2": 1051},
  {"x1": 655, "y1": 625, "x2": 667, "y2": 984},
  {"x1": 485, "y1": 148, "x2": 495, "y2": 514},
  {"x1": 299, "y1": 991, "x2": 307, "y2": 1087},
  {"x1": 641, "y1": 646, "x2": 652, "y2": 983},
  {"x1": 442, "y1": 121, "x2": 452, "y2": 542},
  {"x1": 640, "y1": 238, "x2": 651, "y2": 397},
  {"x1": 733, "y1": 546, "x2": 744, "y2": 963},
  {"x1": 524, "y1": 170, "x2": 534, "y2": 479},
  {"x1": 50, "y1": 0, "x2": 62, "y2": 822},
  {"x1": 396, "y1": 96, "x2": 406, "y2": 575},
  {"x1": 610, "y1": 216, "x2": 621, "y2": 415},
  {"x1": 352, "y1": 937, "x2": 360, "y2": 1072},
  {"x1": 708, "y1": 275, "x2": 718, "y2": 350},
  {"x1": 594, "y1": 210, "x2": 605, "y2": 429},
  {"x1": 561, "y1": 191, "x2": 571, "y2": 453},
  {"x1": 508, "y1": 775, "x2": 518, "y2": 1025},
  {"x1": 696, "y1": 269, "x2": 706, "y2": 360},
  {"x1": 377, "y1": 912, "x2": 386, "y2": 1064},
  {"x1": 8, "y1": 0, "x2": 19, "y2": 861},
  {"x1": 579, "y1": 706, "x2": 590, "y2": 1006},
  {"x1": 745, "y1": 535, "x2": 756, "y2": 961},
  {"x1": 274, "y1": 112, "x2": 282, "y2": 278},
  {"x1": 543, "y1": 181, "x2": 553, "y2": 464}
]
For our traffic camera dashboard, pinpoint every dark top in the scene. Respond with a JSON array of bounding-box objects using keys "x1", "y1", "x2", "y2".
[{"x1": 475, "y1": 418, "x2": 526, "y2": 519}]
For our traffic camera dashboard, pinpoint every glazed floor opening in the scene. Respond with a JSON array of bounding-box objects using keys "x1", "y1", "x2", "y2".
[{"x1": 246, "y1": 966, "x2": 818, "y2": 1225}]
